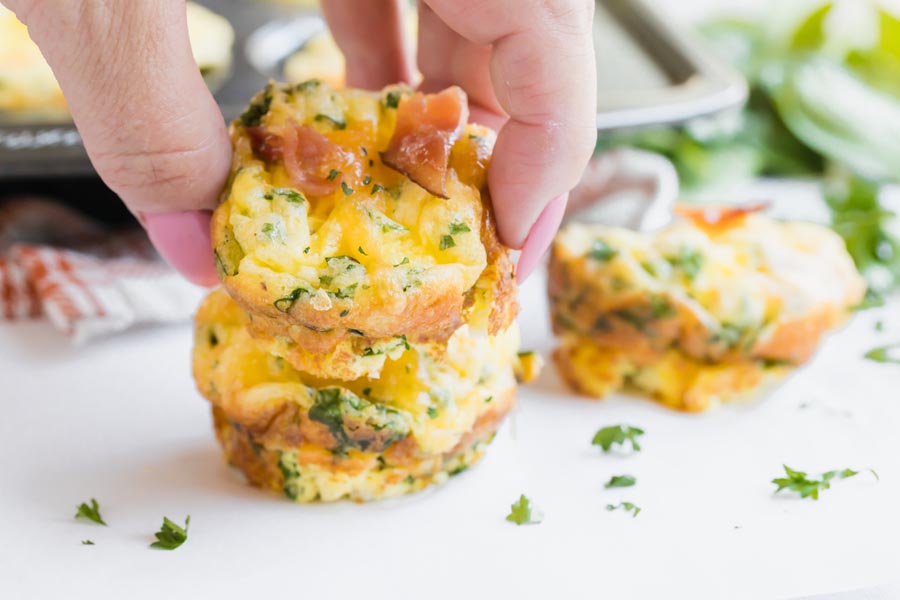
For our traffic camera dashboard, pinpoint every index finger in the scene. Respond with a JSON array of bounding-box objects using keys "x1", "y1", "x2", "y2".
[{"x1": 424, "y1": 0, "x2": 598, "y2": 248}]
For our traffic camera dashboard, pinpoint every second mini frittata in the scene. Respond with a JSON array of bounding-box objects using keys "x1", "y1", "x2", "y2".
[{"x1": 549, "y1": 205, "x2": 866, "y2": 412}]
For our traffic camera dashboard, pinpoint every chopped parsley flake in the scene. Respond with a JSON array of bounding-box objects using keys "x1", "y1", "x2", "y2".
[
  {"x1": 772, "y1": 465, "x2": 862, "y2": 500},
  {"x1": 588, "y1": 239, "x2": 617, "y2": 262},
  {"x1": 448, "y1": 464, "x2": 469, "y2": 476},
  {"x1": 327, "y1": 169, "x2": 341, "y2": 181},
  {"x1": 394, "y1": 257, "x2": 410, "y2": 267},
  {"x1": 864, "y1": 343, "x2": 900, "y2": 364},
  {"x1": 264, "y1": 188, "x2": 304, "y2": 203},
  {"x1": 348, "y1": 328, "x2": 365, "y2": 336},
  {"x1": 333, "y1": 283, "x2": 358, "y2": 299},
  {"x1": 274, "y1": 287, "x2": 309, "y2": 313},
  {"x1": 440, "y1": 235, "x2": 456, "y2": 250},
  {"x1": 295, "y1": 80, "x2": 320, "y2": 92},
  {"x1": 604, "y1": 474, "x2": 637, "y2": 489},
  {"x1": 314, "y1": 114, "x2": 347, "y2": 129},
  {"x1": 371, "y1": 184, "x2": 385, "y2": 194},
  {"x1": 384, "y1": 90, "x2": 403, "y2": 109},
  {"x1": 150, "y1": 515, "x2": 190, "y2": 550},
  {"x1": 427, "y1": 407, "x2": 439, "y2": 419},
  {"x1": 358, "y1": 246, "x2": 368, "y2": 256},
  {"x1": 239, "y1": 92, "x2": 272, "y2": 127},
  {"x1": 363, "y1": 175, "x2": 372, "y2": 185},
  {"x1": 75, "y1": 498, "x2": 107, "y2": 526},
  {"x1": 341, "y1": 181, "x2": 353, "y2": 196},
  {"x1": 303, "y1": 247, "x2": 311, "y2": 254},
  {"x1": 506, "y1": 494, "x2": 543, "y2": 525},
  {"x1": 449, "y1": 222, "x2": 471, "y2": 235},
  {"x1": 379, "y1": 219, "x2": 406, "y2": 233},
  {"x1": 592, "y1": 424, "x2": 645, "y2": 453},
  {"x1": 614, "y1": 309, "x2": 646, "y2": 331},
  {"x1": 712, "y1": 323, "x2": 746, "y2": 348},
  {"x1": 606, "y1": 502, "x2": 641, "y2": 517},
  {"x1": 649, "y1": 295, "x2": 675, "y2": 319},
  {"x1": 261, "y1": 222, "x2": 278, "y2": 239},
  {"x1": 668, "y1": 247, "x2": 704, "y2": 279},
  {"x1": 81, "y1": 540, "x2": 95, "y2": 545}
]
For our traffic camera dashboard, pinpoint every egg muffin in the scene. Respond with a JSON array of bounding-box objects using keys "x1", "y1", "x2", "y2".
[
  {"x1": 193, "y1": 288, "x2": 524, "y2": 502},
  {"x1": 549, "y1": 205, "x2": 866, "y2": 412},
  {"x1": 211, "y1": 81, "x2": 516, "y2": 376}
]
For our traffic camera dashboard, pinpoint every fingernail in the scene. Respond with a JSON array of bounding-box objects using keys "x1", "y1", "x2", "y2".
[
  {"x1": 516, "y1": 194, "x2": 568, "y2": 284},
  {"x1": 142, "y1": 211, "x2": 218, "y2": 287}
]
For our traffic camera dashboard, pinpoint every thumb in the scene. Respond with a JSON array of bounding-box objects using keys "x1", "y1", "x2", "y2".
[{"x1": 10, "y1": 0, "x2": 229, "y2": 286}]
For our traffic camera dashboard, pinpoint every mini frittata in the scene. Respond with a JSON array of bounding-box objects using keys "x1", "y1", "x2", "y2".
[
  {"x1": 549, "y1": 205, "x2": 866, "y2": 412},
  {"x1": 194, "y1": 288, "x2": 524, "y2": 502},
  {"x1": 0, "y1": 2, "x2": 233, "y2": 115},
  {"x1": 196, "y1": 80, "x2": 530, "y2": 502},
  {"x1": 211, "y1": 81, "x2": 516, "y2": 368}
]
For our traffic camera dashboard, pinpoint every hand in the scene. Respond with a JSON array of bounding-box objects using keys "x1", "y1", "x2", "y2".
[
  {"x1": 322, "y1": 0, "x2": 598, "y2": 280},
  {"x1": 4, "y1": 0, "x2": 229, "y2": 286},
  {"x1": 7, "y1": 0, "x2": 596, "y2": 286}
]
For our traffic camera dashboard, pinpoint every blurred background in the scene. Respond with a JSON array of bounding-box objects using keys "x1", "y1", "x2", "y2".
[{"x1": 2, "y1": 0, "x2": 899, "y2": 337}]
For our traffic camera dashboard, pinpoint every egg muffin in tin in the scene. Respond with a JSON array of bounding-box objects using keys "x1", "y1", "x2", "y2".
[
  {"x1": 211, "y1": 81, "x2": 516, "y2": 371},
  {"x1": 193, "y1": 288, "x2": 523, "y2": 502},
  {"x1": 548, "y1": 205, "x2": 866, "y2": 412}
]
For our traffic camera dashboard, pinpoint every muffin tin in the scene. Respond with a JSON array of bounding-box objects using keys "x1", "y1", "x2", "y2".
[{"x1": 0, "y1": 0, "x2": 746, "y2": 178}]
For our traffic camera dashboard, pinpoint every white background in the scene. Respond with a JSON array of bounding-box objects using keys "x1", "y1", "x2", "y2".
[
  {"x1": 2, "y1": 210, "x2": 899, "y2": 599},
  {"x1": 2, "y1": 2, "x2": 900, "y2": 599}
]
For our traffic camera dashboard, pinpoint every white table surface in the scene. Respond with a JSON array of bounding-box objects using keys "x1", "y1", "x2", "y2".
[
  {"x1": 4, "y1": 2, "x2": 900, "y2": 597},
  {"x1": 2, "y1": 182, "x2": 900, "y2": 599}
]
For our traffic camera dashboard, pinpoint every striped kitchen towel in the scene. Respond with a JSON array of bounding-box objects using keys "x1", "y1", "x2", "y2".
[{"x1": 0, "y1": 197, "x2": 204, "y2": 343}]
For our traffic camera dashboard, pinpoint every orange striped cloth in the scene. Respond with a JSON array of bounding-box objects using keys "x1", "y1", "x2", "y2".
[{"x1": 0, "y1": 198, "x2": 204, "y2": 342}]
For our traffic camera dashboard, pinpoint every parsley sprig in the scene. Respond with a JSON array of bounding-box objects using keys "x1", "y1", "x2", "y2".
[
  {"x1": 439, "y1": 234, "x2": 456, "y2": 250},
  {"x1": 772, "y1": 465, "x2": 860, "y2": 500},
  {"x1": 505, "y1": 494, "x2": 543, "y2": 526},
  {"x1": 604, "y1": 474, "x2": 637, "y2": 489},
  {"x1": 592, "y1": 425, "x2": 645, "y2": 453},
  {"x1": 150, "y1": 516, "x2": 190, "y2": 550},
  {"x1": 864, "y1": 343, "x2": 900, "y2": 364},
  {"x1": 75, "y1": 498, "x2": 107, "y2": 526}
]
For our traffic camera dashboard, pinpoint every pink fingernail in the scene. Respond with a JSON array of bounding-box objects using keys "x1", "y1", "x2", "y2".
[
  {"x1": 516, "y1": 194, "x2": 568, "y2": 284},
  {"x1": 142, "y1": 211, "x2": 219, "y2": 287}
]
